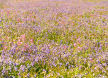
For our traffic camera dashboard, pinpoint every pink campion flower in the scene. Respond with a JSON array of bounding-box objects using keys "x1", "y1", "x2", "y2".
[
  {"x1": 0, "y1": 37, "x2": 2, "y2": 41},
  {"x1": 3, "y1": 45, "x2": 7, "y2": 50},
  {"x1": 30, "y1": 39, "x2": 34, "y2": 44},
  {"x1": 69, "y1": 21, "x2": 74, "y2": 26},
  {"x1": 74, "y1": 43, "x2": 77, "y2": 47},
  {"x1": 6, "y1": 36, "x2": 9, "y2": 40},
  {"x1": 17, "y1": 34, "x2": 25, "y2": 46},
  {"x1": 77, "y1": 47, "x2": 82, "y2": 51},
  {"x1": 2, "y1": 42, "x2": 7, "y2": 50},
  {"x1": 21, "y1": 34, "x2": 25, "y2": 39},
  {"x1": 90, "y1": 14, "x2": 97, "y2": 17},
  {"x1": 22, "y1": 43, "x2": 29, "y2": 52},
  {"x1": 20, "y1": 34, "x2": 26, "y2": 42},
  {"x1": 6, "y1": 10, "x2": 10, "y2": 16},
  {"x1": 24, "y1": 43, "x2": 29, "y2": 48},
  {"x1": 90, "y1": 58, "x2": 94, "y2": 63},
  {"x1": 77, "y1": 38, "x2": 81, "y2": 44},
  {"x1": 17, "y1": 18, "x2": 21, "y2": 22},
  {"x1": 22, "y1": 47, "x2": 26, "y2": 51},
  {"x1": 17, "y1": 39, "x2": 22, "y2": 46},
  {"x1": 63, "y1": 45, "x2": 67, "y2": 50}
]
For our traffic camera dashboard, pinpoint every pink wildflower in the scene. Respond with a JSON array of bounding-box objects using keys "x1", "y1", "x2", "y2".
[
  {"x1": 17, "y1": 18, "x2": 21, "y2": 22},
  {"x1": 3, "y1": 45, "x2": 7, "y2": 50},
  {"x1": 77, "y1": 47, "x2": 82, "y2": 51},
  {"x1": 63, "y1": 45, "x2": 67, "y2": 50},
  {"x1": 24, "y1": 43, "x2": 29, "y2": 48},
  {"x1": 22, "y1": 47, "x2": 26, "y2": 51},
  {"x1": 74, "y1": 43, "x2": 77, "y2": 47},
  {"x1": 30, "y1": 39, "x2": 34, "y2": 44},
  {"x1": 17, "y1": 39, "x2": 22, "y2": 46},
  {"x1": 20, "y1": 34, "x2": 26, "y2": 42},
  {"x1": 6, "y1": 10, "x2": 10, "y2": 16},
  {"x1": 22, "y1": 43, "x2": 29, "y2": 52},
  {"x1": 17, "y1": 34, "x2": 26, "y2": 46}
]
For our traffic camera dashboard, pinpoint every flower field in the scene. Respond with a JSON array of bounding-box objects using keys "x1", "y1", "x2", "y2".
[{"x1": 0, "y1": 0, "x2": 108, "y2": 78}]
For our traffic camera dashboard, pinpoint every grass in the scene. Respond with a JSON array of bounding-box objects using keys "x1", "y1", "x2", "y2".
[{"x1": 0, "y1": 0, "x2": 108, "y2": 78}]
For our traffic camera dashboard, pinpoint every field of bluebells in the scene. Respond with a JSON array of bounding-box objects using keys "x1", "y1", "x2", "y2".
[{"x1": 0, "y1": 0, "x2": 108, "y2": 78}]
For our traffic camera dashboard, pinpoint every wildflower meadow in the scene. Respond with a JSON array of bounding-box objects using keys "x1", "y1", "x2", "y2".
[{"x1": 0, "y1": 0, "x2": 108, "y2": 78}]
